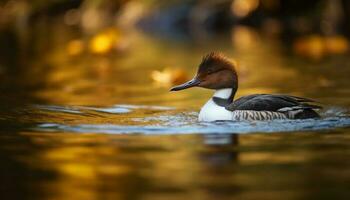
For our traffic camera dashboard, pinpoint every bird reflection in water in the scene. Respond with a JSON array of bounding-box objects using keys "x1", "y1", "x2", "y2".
[{"x1": 200, "y1": 133, "x2": 239, "y2": 166}]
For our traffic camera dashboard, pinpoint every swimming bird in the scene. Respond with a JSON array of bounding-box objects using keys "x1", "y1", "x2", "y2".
[{"x1": 170, "y1": 52, "x2": 321, "y2": 122}]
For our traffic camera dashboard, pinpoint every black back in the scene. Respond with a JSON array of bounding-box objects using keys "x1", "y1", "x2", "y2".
[{"x1": 226, "y1": 94, "x2": 322, "y2": 112}]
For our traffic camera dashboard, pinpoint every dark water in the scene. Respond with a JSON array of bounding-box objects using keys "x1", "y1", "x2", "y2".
[{"x1": 1, "y1": 20, "x2": 350, "y2": 199}]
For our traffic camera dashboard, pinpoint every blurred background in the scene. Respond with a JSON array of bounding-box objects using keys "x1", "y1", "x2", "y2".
[
  {"x1": 1, "y1": 1, "x2": 350, "y2": 200},
  {"x1": 0, "y1": 0, "x2": 350, "y2": 108}
]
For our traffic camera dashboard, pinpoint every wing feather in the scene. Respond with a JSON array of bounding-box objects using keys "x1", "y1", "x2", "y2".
[{"x1": 226, "y1": 94, "x2": 322, "y2": 112}]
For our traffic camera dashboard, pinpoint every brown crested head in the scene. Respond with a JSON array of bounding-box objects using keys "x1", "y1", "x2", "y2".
[
  {"x1": 196, "y1": 52, "x2": 238, "y2": 89},
  {"x1": 170, "y1": 52, "x2": 238, "y2": 91}
]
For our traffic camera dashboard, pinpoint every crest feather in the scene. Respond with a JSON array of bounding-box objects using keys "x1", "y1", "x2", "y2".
[{"x1": 201, "y1": 52, "x2": 238, "y2": 69}]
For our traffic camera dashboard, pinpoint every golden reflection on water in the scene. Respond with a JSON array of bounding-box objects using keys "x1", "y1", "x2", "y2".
[
  {"x1": 25, "y1": 25, "x2": 292, "y2": 108},
  {"x1": 13, "y1": 19, "x2": 348, "y2": 110},
  {"x1": 2, "y1": 131, "x2": 346, "y2": 200}
]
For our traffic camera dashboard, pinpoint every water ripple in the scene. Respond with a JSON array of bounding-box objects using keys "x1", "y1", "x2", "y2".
[
  {"x1": 31, "y1": 104, "x2": 350, "y2": 135},
  {"x1": 33, "y1": 117, "x2": 350, "y2": 135}
]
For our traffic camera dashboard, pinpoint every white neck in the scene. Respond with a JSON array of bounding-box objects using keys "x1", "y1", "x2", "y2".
[
  {"x1": 199, "y1": 88, "x2": 233, "y2": 122},
  {"x1": 213, "y1": 88, "x2": 233, "y2": 99}
]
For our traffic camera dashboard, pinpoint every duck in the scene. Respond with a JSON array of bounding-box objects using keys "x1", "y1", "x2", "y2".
[{"x1": 170, "y1": 52, "x2": 322, "y2": 122}]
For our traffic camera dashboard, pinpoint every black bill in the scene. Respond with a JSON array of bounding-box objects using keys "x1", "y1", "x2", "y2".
[{"x1": 170, "y1": 78, "x2": 201, "y2": 91}]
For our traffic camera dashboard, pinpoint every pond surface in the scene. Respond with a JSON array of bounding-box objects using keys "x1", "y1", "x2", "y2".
[{"x1": 1, "y1": 20, "x2": 350, "y2": 200}]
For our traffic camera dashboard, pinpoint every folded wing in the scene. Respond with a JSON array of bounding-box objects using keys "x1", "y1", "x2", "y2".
[{"x1": 226, "y1": 94, "x2": 322, "y2": 112}]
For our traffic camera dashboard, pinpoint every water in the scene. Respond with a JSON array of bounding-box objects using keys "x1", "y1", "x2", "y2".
[
  {"x1": 30, "y1": 104, "x2": 350, "y2": 134},
  {"x1": 1, "y1": 18, "x2": 350, "y2": 200}
]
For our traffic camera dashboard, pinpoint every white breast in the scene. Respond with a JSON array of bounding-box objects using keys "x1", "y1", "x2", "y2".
[
  {"x1": 199, "y1": 99, "x2": 233, "y2": 122},
  {"x1": 199, "y1": 88, "x2": 234, "y2": 122}
]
